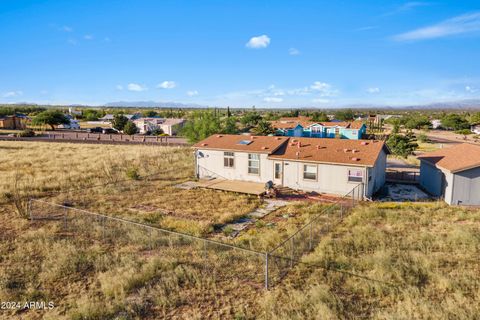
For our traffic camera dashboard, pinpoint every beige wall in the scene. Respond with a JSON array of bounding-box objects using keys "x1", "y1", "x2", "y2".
[
  {"x1": 280, "y1": 160, "x2": 367, "y2": 196},
  {"x1": 196, "y1": 149, "x2": 273, "y2": 183}
]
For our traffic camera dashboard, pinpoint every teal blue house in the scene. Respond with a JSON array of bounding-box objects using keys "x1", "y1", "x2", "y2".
[{"x1": 272, "y1": 118, "x2": 366, "y2": 140}]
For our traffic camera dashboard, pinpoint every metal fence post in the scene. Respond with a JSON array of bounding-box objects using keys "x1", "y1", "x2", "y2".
[
  {"x1": 290, "y1": 237, "x2": 294, "y2": 268},
  {"x1": 28, "y1": 199, "x2": 33, "y2": 222},
  {"x1": 63, "y1": 207, "x2": 68, "y2": 231},
  {"x1": 265, "y1": 252, "x2": 269, "y2": 290},
  {"x1": 309, "y1": 223, "x2": 312, "y2": 250}
]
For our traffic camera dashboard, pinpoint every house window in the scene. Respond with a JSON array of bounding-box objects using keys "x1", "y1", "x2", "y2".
[
  {"x1": 274, "y1": 163, "x2": 282, "y2": 179},
  {"x1": 303, "y1": 164, "x2": 317, "y2": 180},
  {"x1": 224, "y1": 152, "x2": 234, "y2": 168},
  {"x1": 348, "y1": 169, "x2": 363, "y2": 182},
  {"x1": 311, "y1": 126, "x2": 321, "y2": 133},
  {"x1": 248, "y1": 154, "x2": 260, "y2": 175}
]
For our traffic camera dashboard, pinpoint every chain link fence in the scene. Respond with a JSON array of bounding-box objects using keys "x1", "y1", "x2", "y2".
[
  {"x1": 28, "y1": 183, "x2": 363, "y2": 290},
  {"x1": 265, "y1": 183, "x2": 364, "y2": 288}
]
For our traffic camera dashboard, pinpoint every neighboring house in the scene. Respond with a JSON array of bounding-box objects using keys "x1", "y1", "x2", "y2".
[
  {"x1": 98, "y1": 113, "x2": 140, "y2": 122},
  {"x1": 271, "y1": 117, "x2": 366, "y2": 140},
  {"x1": 417, "y1": 143, "x2": 480, "y2": 205},
  {"x1": 431, "y1": 119, "x2": 442, "y2": 129},
  {"x1": 193, "y1": 134, "x2": 388, "y2": 198},
  {"x1": 471, "y1": 123, "x2": 480, "y2": 134},
  {"x1": 0, "y1": 114, "x2": 29, "y2": 130},
  {"x1": 68, "y1": 107, "x2": 82, "y2": 117},
  {"x1": 57, "y1": 115, "x2": 80, "y2": 130},
  {"x1": 133, "y1": 117, "x2": 186, "y2": 135}
]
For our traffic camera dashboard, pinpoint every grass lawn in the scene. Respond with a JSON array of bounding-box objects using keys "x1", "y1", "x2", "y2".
[{"x1": 1, "y1": 140, "x2": 479, "y2": 319}]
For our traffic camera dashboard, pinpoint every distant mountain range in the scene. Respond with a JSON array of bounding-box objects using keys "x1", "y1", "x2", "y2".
[
  {"x1": 104, "y1": 101, "x2": 205, "y2": 108},
  {"x1": 3, "y1": 99, "x2": 480, "y2": 110},
  {"x1": 341, "y1": 99, "x2": 480, "y2": 110}
]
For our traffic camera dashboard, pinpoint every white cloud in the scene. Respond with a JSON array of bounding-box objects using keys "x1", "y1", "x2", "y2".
[
  {"x1": 465, "y1": 85, "x2": 478, "y2": 93},
  {"x1": 116, "y1": 85, "x2": 124, "y2": 91},
  {"x1": 288, "y1": 48, "x2": 300, "y2": 55},
  {"x1": 84, "y1": 34, "x2": 93, "y2": 40},
  {"x1": 67, "y1": 38, "x2": 78, "y2": 46},
  {"x1": 187, "y1": 90, "x2": 199, "y2": 96},
  {"x1": 393, "y1": 12, "x2": 480, "y2": 41},
  {"x1": 312, "y1": 98, "x2": 330, "y2": 104},
  {"x1": 2, "y1": 90, "x2": 23, "y2": 98},
  {"x1": 310, "y1": 81, "x2": 338, "y2": 97},
  {"x1": 157, "y1": 81, "x2": 176, "y2": 89},
  {"x1": 127, "y1": 83, "x2": 147, "y2": 92},
  {"x1": 263, "y1": 97, "x2": 283, "y2": 103},
  {"x1": 246, "y1": 35, "x2": 271, "y2": 49},
  {"x1": 367, "y1": 87, "x2": 381, "y2": 93},
  {"x1": 62, "y1": 25, "x2": 73, "y2": 32}
]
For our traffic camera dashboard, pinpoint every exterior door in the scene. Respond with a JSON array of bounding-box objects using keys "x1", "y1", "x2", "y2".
[{"x1": 273, "y1": 162, "x2": 283, "y2": 185}]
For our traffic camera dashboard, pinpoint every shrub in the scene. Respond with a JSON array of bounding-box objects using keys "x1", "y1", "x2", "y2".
[
  {"x1": 17, "y1": 128, "x2": 35, "y2": 137},
  {"x1": 126, "y1": 167, "x2": 140, "y2": 180},
  {"x1": 416, "y1": 132, "x2": 428, "y2": 143},
  {"x1": 123, "y1": 121, "x2": 138, "y2": 135}
]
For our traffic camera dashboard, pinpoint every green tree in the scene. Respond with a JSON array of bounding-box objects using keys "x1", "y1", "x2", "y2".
[
  {"x1": 253, "y1": 120, "x2": 275, "y2": 136},
  {"x1": 181, "y1": 111, "x2": 221, "y2": 143},
  {"x1": 240, "y1": 111, "x2": 262, "y2": 128},
  {"x1": 143, "y1": 110, "x2": 158, "y2": 117},
  {"x1": 112, "y1": 114, "x2": 128, "y2": 131},
  {"x1": 310, "y1": 111, "x2": 329, "y2": 122},
  {"x1": 334, "y1": 109, "x2": 355, "y2": 121},
  {"x1": 31, "y1": 110, "x2": 69, "y2": 130},
  {"x1": 386, "y1": 134, "x2": 418, "y2": 158},
  {"x1": 404, "y1": 116, "x2": 431, "y2": 130},
  {"x1": 123, "y1": 121, "x2": 138, "y2": 135},
  {"x1": 441, "y1": 114, "x2": 470, "y2": 130},
  {"x1": 469, "y1": 112, "x2": 480, "y2": 125},
  {"x1": 222, "y1": 117, "x2": 238, "y2": 134},
  {"x1": 82, "y1": 109, "x2": 103, "y2": 121}
]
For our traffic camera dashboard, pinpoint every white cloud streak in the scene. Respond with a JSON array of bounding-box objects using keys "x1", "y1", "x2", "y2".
[
  {"x1": 187, "y1": 90, "x2": 199, "y2": 96},
  {"x1": 246, "y1": 35, "x2": 271, "y2": 49},
  {"x1": 288, "y1": 48, "x2": 300, "y2": 55},
  {"x1": 157, "y1": 81, "x2": 176, "y2": 89},
  {"x1": 393, "y1": 12, "x2": 480, "y2": 41},
  {"x1": 263, "y1": 97, "x2": 283, "y2": 103},
  {"x1": 367, "y1": 87, "x2": 381, "y2": 93},
  {"x1": 2, "y1": 90, "x2": 23, "y2": 98},
  {"x1": 127, "y1": 83, "x2": 147, "y2": 92}
]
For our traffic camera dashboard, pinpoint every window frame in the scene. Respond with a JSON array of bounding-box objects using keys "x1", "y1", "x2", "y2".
[
  {"x1": 247, "y1": 153, "x2": 260, "y2": 175},
  {"x1": 347, "y1": 169, "x2": 364, "y2": 183},
  {"x1": 223, "y1": 151, "x2": 235, "y2": 168},
  {"x1": 302, "y1": 164, "x2": 318, "y2": 181}
]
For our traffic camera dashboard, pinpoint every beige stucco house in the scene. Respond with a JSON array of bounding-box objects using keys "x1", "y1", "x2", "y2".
[{"x1": 193, "y1": 134, "x2": 389, "y2": 199}]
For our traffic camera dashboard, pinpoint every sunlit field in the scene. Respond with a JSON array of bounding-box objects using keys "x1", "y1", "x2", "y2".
[{"x1": 1, "y1": 141, "x2": 479, "y2": 319}]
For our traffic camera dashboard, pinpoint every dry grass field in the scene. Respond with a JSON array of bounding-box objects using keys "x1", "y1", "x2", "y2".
[{"x1": 1, "y1": 141, "x2": 479, "y2": 319}]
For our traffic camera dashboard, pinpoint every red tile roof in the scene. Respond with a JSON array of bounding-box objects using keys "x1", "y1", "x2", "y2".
[{"x1": 417, "y1": 143, "x2": 480, "y2": 173}]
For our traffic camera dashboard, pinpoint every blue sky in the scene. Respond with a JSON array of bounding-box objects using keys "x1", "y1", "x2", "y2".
[{"x1": 1, "y1": 0, "x2": 480, "y2": 107}]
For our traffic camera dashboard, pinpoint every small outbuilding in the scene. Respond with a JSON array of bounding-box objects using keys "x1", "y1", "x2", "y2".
[{"x1": 417, "y1": 143, "x2": 480, "y2": 205}]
